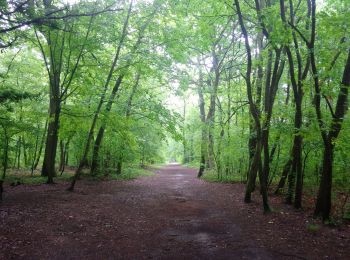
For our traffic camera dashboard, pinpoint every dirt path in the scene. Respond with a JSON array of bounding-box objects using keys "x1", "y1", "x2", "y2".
[{"x1": 0, "y1": 164, "x2": 349, "y2": 259}]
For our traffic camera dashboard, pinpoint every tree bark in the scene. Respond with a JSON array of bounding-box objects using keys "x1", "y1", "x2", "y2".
[
  {"x1": 274, "y1": 159, "x2": 292, "y2": 194},
  {"x1": 41, "y1": 93, "x2": 60, "y2": 184},
  {"x1": 197, "y1": 62, "x2": 206, "y2": 178},
  {"x1": 31, "y1": 119, "x2": 48, "y2": 174},
  {"x1": 116, "y1": 73, "x2": 141, "y2": 175},
  {"x1": 0, "y1": 127, "x2": 9, "y2": 201}
]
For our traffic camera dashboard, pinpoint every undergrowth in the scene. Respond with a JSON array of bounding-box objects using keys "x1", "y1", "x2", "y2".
[
  {"x1": 3, "y1": 166, "x2": 154, "y2": 185},
  {"x1": 110, "y1": 167, "x2": 154, "y2": 180},
  {"x1": 201, "y1": 169, "x2": 243, "y2": 183}
]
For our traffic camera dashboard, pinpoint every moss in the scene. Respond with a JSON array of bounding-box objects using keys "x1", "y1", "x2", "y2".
[{"x1": 306, "y1": 223, "x2": 320, "y2": 232}]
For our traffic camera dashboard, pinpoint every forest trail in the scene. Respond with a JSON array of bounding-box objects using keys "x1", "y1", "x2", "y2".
[{"x1": 1, "y1": 165, "x2": 349, "y2": 259}]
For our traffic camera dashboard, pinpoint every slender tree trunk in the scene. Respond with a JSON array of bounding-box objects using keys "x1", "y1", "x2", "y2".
[
  {"x1": 198, "y1": 128, "x2": 206, "y2": 178},
  {"x1": 314, "y1": 141, "x2": 333, "y2": 219},
  {"x1": 244, "y1": 137, "x2": 261, "y2": 202},
  {"x1": 117, "y1": 73, "x2": 141, "y2": 175},
  {"x1": 90, "y1": 126, "x2": 105, "y2": 175},
  {"x1": 59, "y1": 139, "x2": 70, "y2": 175},
  {"x1": 0, "y1": 129, "x2": 9, "y2": 201},
  {"x1": 42, "y1": 94, "x2": 61, "y2": 184},
  {"x1": 293, "y1": 105, "x2": 303, "y2": 208},
  {"x1": 207, "y1": 127, "x2": 215, "y2": 169},
  {"x1": 31, "y1": 130, "x2": 40, "y2": 176},
  {"x1": 206, "y1": 50, "x2": 220, "y2": 170},
  {"x1": 16, "y1": 137, "x2": 21, "y2": 169},
  {"x1": 22, "y1": 137, "x2": 28, "y2": 167},
  {"x1": 90, "y1": 75, "x2": 124, "y2": 175},
  {"x1": 116, "y1": 157, "x2": 122, "y2": 175},
  {"x1": 59, "y1": 140, "x2": 65, "y2": 172},
  {"x1": 274, "y1": 159, "x2": 292, "y2": 194},
  {"x1": 32, "y1": 119, "x2": 48, "y2": 173},
  {"x1": 197, "y1": 61, "x2": 207, "y2": 178},
  {"x1": 285, "y1": 104, "x2": 303, "y2": 205},
  {"x1": 258, "y1": 149, "x2": 270, "y2": 212},
  {"x1": 248, "y1": 118, "x2": 257, "y2": 180}
]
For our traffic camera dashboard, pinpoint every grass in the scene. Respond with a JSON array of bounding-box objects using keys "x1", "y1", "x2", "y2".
[
  {"x1": 146, "y1": 163, "x2": 165, "y2": 169},
  {"x1": 4, "y1": 171, "x2": 72, "y2": 185},
  {"x1": 201, "y1": 169, "x2": 243, "y2": 183},
  {"x1": 306, "y1": 223, "x2": 321, "y2": 232},
  {"x1": 183, "y1": 161, "x2": 200, "y2": 169},
  {"x1": 2, "y1": 165, "x2": 154, "y2": 186},
  {"x1": 110, "y1": 167, "x2": 154, "y2": 180}
]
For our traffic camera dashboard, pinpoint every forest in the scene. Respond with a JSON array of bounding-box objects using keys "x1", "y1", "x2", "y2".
[{"x1": 0, "y1": 0, "x2": 349, "y2": 258}]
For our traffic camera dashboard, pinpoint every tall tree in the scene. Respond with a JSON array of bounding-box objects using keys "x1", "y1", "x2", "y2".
[{"x1": 35, "y1": 2, "x2": 95, "y2": 183}]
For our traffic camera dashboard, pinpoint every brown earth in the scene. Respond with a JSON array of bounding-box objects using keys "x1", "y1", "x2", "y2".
[{"x1": 0, "y1": 164, "x2": 349, "y2": 259}]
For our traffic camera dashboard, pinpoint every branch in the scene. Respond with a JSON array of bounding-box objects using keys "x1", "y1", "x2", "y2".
[
  {"x1": 0, "y1": 6, "x2": 122, "y2": 34},
  {"x1": 322, "y1": 94, "x2": 336, "y2": 118},
  {"x1": 288, "y1": 21, "x2": 310, "y2": 46}
]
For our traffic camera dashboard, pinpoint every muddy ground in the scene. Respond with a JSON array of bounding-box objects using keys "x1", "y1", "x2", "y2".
[{"x1": 0, "y1": 164, "x2": 349, "y2": 259}]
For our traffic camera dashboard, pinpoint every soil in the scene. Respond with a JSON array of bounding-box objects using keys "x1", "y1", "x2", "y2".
[{"x1": 0, "y1": 164, "x2": 349, "y2": 259}]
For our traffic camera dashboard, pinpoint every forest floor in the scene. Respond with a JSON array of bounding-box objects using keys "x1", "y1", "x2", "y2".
[{"x1": 0, "y1": 164, "x2": 349, "y2": 259}]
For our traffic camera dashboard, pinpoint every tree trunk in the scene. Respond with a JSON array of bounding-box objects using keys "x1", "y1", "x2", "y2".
[
  {"x1": 274, "y1": 159, "x2": 292, "y2": 194},
  {"x1": 16, "y1": 137, "x2": 21, "y2": 169},
  {"x1": 261, "y1": 128, "x2": 270, "y2": 188},
  {"x1": 41, "y1": 96, "x2": 61, "y2": 184},
  {"x1": 116, "y1": 158, "x2": 122, "y2": 175},
  {"x1": 0, "y1": 180, "x2": 3, "y2": 202},
  {"x1": 90, "y1": 75, "x2": 124, "y2": 175},
  {"x1": 248, "y1": 119, "x2": 257, "y2": 180},
  {"x1": 197, "y1": 61, "x2": 206, "y2": 178},
  {"x1": 313, "y1": 52, "x2": 350, "y2": 218},
  {"x1": 258, "y1": 153, "x2": 270, "y2": 212},
  {"x1": 285, "y1": 104, "x2": 303, "y2": 205},
  {"x1": 59, "y1": 140, "x2": 65, "y2": 172},
  {"x1": 90, "y1": 126, "x2": 105, "y2": 175},
  {"x1": 207, "y1": 126, "x2": 215, "y2": 169},
  {"x1": 314, "y1": 141, "x2": 333, "y2": 220},
  {"x1": 293, "y1": 105, "x2": 303, "y2": 208},
  {"x1": 198, "y1": 128, "x2": 206, "y2": 178},
  {"x1": 0, "y1": 131, "x2": 9, "y2": 201},
  {"x1": 32, "y1": 119, "x2": 48, "y2": 173},
  {"x1": 206, "y1": 51, "x2": 220, "y2": 170},
  {"x1": 22, "y1": 137, "x2": 28, "y2": 167},
  {"x1": 244, "y1": 138, "x2": 261, "y2": 203}
]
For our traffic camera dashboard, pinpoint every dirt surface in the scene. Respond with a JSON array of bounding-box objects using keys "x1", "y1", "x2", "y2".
[{"x1": 0, "y1": 164, "x2": 349, "y2": 259}]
